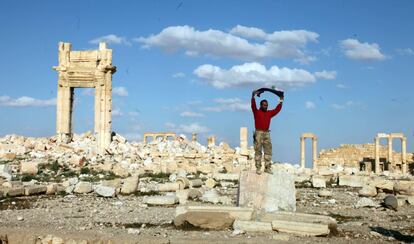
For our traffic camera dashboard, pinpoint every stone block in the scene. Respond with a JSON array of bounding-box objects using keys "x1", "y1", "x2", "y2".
[
  {"x1": 20, "y1": 162, "x2": 38, "y2": 175},
  {"x1": 4, "y1": 187, "x2": 25, "y2": 197},
  {"x1": 311, "y1": 176, "x2": 326, "y2": 188},
  {"x1": 24, "y1": 185, "x2": 47, "y2": 196},
  {"x1": 238, "y1": 170, "x2": 296, "y2": 212},
  {"x1": 95, "y1": 185, "x2": 116, "y2": 197},
  {"x1": 213, "y1": 173, "x2": 239, "y2": 181},
  {"x1": 157, "y1": 182, "x2": 180, "y2": 192},
  {"x1": 233, "y1": 220, "x2": 273, "y2": 232},
  {"x1": 144, "y1": 195, "x2": 178, "y2": 206},
  {"x1": 394, "y1": 181, "x2": 414, "y2": 196},
  {"x1": 121, "y1": 175, "x2": 139, "y2": 194},
  {"x1": 0, "y1": 165, "x2": 12, "y2": 181},
  {"x1": 74, "y1": 182, "x2": 93, "y2": 194},
  {"x1": 338, "y1": 175, "x2": 366, "y2": 187},
  {"x1": 272, "y1": 220, "x2": 329, "y2": 236},
  {"x1": 175, "y1": 206, "x2": 255, "y2": 221},
  {"x1": 358, "y1": 185, "x2": 377, "y2": 197},
  {"x1": 205, "y1": 178, "x2": 216, "y2": 188},
  {"x1": 174, "y1": 206, "x2": 254, "y2": 230}
]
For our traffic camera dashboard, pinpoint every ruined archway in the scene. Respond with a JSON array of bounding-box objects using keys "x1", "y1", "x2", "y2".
[{"x1": 53, "y1": 42, "x2": 116, "y2": 152}]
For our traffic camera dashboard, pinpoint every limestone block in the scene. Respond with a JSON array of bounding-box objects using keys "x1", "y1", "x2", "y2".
[
  {"x1": 259, "y1": 211, "x2": 337, "y2": 229},
  {"x1": 233, "y1": 220, "x2": 272, "y2": 232},
  {"x1": 338, "y1": 175, "x2": 366, "y2": 187},
  {"x1": 4, "y1": 187, "x2": 25, "y2": 197},
  {"x1": 213, "y1": 173, "x2": 239, "y2": 181},
  {"x1": 24, "y1": 185, "x2": 47, "y2": 196},
  {"x1": 355, "y1": 197, "x2": 377, "y2": 208},
  {"x1": 205, "y1": 178, "x2": 216, "y2": 188},
  {"x1": 371, "y1": 179, "x2": 394, "y2": 191},
  {"x1": 157, "y1": 182, "x2": 180, "y2": 192},
  {"x1": 174, "y1": 206, "x2": 254, "y2": 230},
  {"x1": 358, "y1": 185, "x2": 377, "y2": 197},
  {"x1": 394, "y1": 181, "x2": 414, "y2": 196},
  {"x1": 201, "y1": 189, "x2": 220, "y2": 204},
  {"x1": 318, "y1": 190, "x2": 332, "y2": 197},
  {"x1": 46, "y1": 183, "x2": 58, "y2": 195},
  {"x1": 189, "y1": 179, "x2": 203, "y2": 188},
  {"x1": 272, "y1": 220, "x2": 329, "y2": 236},
  {"x1": 20, "y1": 162, "x2": 38, "y2": 175},
  {"x1": 112, "y1": 164, "x2": 129, "y2": 177},
  {"x1": 144, "y1": 195, "x2": 178, "y2": 206},
  {"x1": 176, "y1": 189, "x2": 189, "y2": 204},
  {"x1": 95, "y1": 185, "x2": 116, "y2": 197},
  {"x1": 0, "y1": 165, "x2": 12, "y2": 181},
  {"x1": 238, "y1": 170, "x2": 296, "y2": 212},
  {"x1": 74, "y1": 182, "x2": 93, "y2": 194},
  {"x1": 311, "y1": 176, "x2": 326, "y2": 188},
  {"x1": 176, "y1": 177, "x2": 190, "y2": 189},
  {"x1": 121, "y1": 175, "x2": 139, "y2": 194}
]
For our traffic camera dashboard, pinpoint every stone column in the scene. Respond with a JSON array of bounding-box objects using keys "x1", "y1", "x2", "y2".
[
  {"x1": 300, "y1": 137, "x2": 305, "y2": 168},
  {"x1": 374, "y1": 137, "x2": 380, "y2": 173},
  {"x1": 192, "y1": 133, "x2": 197, "y2": 142},
  {"x1": 207, "y1": 136, "x2": 216, "y2": 147},
  {"x1": 402, "y1": 137, "x2": 407, "y2": 174},
  {"x1": 312, "y1": 137, "x2": 318, "y2": 170},
  {"x1": 57, "y1": 86, "x2": 73, "y2": 143},
  {"x1": 240, "y1": 127, "x2": 248, "y2": 156},
  {"x1": 388, "y1": 137, "x2": 393, "y2": 172}
]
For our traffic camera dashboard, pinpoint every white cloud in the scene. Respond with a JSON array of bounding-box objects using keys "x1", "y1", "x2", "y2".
[
  {"x1": 128, "y1": 111, "x2": 140, "y2": 117},
  {"x1": 89, "y1": 34, "x2": 131, "y2": 46},
  {"x1": 397, "y1": 48, "x2": 414, "y2": 56},
  {"x1": 340, "y1": 39, "x2": 386, "y2": 61},
  {"x1": 165, "y1": 122, "x2": 210, "y2": 134},
  {"x1": 331, "y1": 100, "x2": 359, "y2": 110},
  {"x1": 81, "y1": 88, "x2": 94, "y2": 96},
  {"x1": 180, "y1": 111, "x2": 204, "y2": 117},
  {"x1": 229, "y1": 25, "x2": 267, "y2": 40},
  {"x1": 136, "y1": 25, "x2": 318, "y2": 62},
  {"x1": 336, "y1": 83, "x2": 347, "y2": 89},
  {"x1": 112, "y1": 108, "x2": 123, "y2": 117},
  {"x1": 172, "y1": 72, "x2": 186, "y2": 78},
  {"x1": 305, "y1": 101, "x2": 315, "y2": 109},
  {"x1": 194, "y1": 62, "x2": 315, "y2": 89},
  {"x1": 204, "y1": 97, "x2": 250, "y2": 112},
  {"x1": 314, "y1": 70, "x2": 337, "y2": 80},
  {"x1": 0, "y1": 96, "x2": 56, "y2": 107},
  {"x1": 113, "y1": 87, "x2": 128, "y2": 96}
]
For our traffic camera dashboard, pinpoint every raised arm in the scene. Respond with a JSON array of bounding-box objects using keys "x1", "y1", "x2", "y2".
[
  {"x1": 251, "y1": 90, "x2": 257, "y2": 112},
  {"x1": 270, "y1": 98, "x2": 284, "y2": 117}
]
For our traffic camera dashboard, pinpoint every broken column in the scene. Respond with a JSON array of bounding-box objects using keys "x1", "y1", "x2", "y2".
[
  {"x1": 207, "y1": 136, "x2": 216, "y2": 147},
  {"x1": 240, "y1": 127, "x2": 248, "y2": 156},
  {"x1": 300, "y1": 137, "x2": 305, "y2": 168},
  {"x1": 192, "y1": 133, "x2": 197, "y2": 142},
  {"x1": 238, "y1": 170, "x2": 296, "y2": 212}
]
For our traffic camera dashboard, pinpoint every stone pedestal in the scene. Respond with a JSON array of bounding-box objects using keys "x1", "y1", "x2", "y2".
[{"x1": 238, "y1": 170, "x2": 296, "y2": 212}]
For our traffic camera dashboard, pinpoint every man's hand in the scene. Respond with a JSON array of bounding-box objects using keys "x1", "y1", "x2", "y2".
[
  {"x1": 279, "y1": 97, "x2": 284, "y2": 103},
  {"x1": 252, "y1": 89, "x2": 263, "y2": 97}
]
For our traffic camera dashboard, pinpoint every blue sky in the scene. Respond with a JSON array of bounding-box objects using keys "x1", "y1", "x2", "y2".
[{"x1": 0, "y1": 0, "x2": 413, "y2": 165}]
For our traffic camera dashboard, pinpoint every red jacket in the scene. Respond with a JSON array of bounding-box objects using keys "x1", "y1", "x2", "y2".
[{"x1": 251, "y1": 98, "x2": 283, "y2": 130}]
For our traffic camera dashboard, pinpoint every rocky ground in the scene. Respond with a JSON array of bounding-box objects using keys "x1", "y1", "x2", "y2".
[
  {"x1": 0, "y1": 184, "x2": 413, "y2": 243},
  {"x1": 0, "y1": 133, "x2": 413, "y2": 243}
]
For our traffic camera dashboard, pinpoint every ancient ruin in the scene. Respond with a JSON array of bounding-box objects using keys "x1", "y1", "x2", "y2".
[
  {"x1": 53, "y1": 42, "x2": 116, "y2": 153},
  {"x1": 300, "y1": 133, "x2": 318, "y2": 169},
  {"x1": 143, "y1": 132, "x2": 177, "y2": 143},
  {"x1": 374, "y1": 133, "x2": 407, "y2": 174}
]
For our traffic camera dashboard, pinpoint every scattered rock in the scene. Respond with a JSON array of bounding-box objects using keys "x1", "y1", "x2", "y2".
[
  {"x1": 383, "y1": 195, "x2": 398, "y2": 210},
  {"x1": 95, "y1": 185, "x2": 116, "y2": 197},
  {"x1": 318, "y1": 189, "x2": 332, "y2": 197},
  {"x1": 355, "y1": 197, "x2": 377, "y2": 208}
]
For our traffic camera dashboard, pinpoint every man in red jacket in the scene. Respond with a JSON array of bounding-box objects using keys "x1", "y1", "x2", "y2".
[{"x1": 251, "y1": 89, "x2": 283, "y2": 174}]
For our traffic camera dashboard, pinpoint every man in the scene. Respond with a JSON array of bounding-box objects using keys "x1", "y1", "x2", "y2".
[{"x1": 251, "y1": 89, "x2": 283, "y2": 174}]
